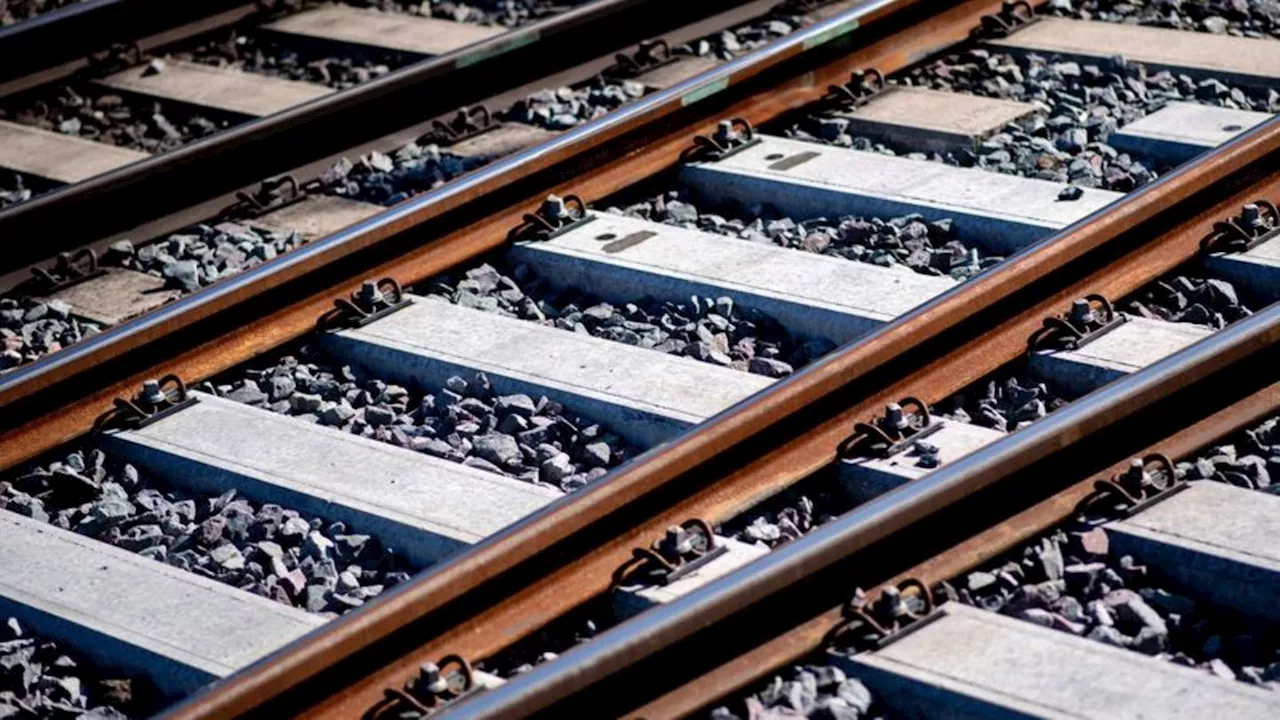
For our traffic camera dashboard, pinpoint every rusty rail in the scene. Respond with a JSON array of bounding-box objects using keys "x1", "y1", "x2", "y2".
[
  {"x1": 0, "y1": 0, "x2": 988, "y2": 418},
  {"x1": 267, "y1": 121, "x2": 1280, "y2": 720},
  {"x1": 0, "y1": 0, "x2": 248, "y2": 84},
  {"x1": 162, "y1": 76, "x2": 1280, "y2": 720},
  {"x1": 0, "y1": 0, "x2": 1272, "y2": 717},
  {"x1": 628, "y1": 378, "x2": 1280, "y2": 717},
  {"x1": 126, "y1": 1, "x2": 1280, "y2": 717},
  {"x1": 443, "y1": 292, "x2": 1280, "y2": 719},
  {"x1": 3, "y1": 0, "x2": 1003, "y2": 715},
  {"x1": 0, "y1": 0, "x2": 753, "y2": 264}
]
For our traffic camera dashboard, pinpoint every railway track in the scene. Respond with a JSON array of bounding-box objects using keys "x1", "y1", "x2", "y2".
[
  {"x1": 0, "y1": 0, "x2": 828, "y2": 380},
  {"x1": 0, "y1": 0, "x2": 768, "y2": 253},
  {"x1": 534, "y1": 331, "x2": 1280, "y2": 720},
  {"x1": 0, "y1": 0, "x2": 597, "y2": 188},
  {"x1": 1, "y1": 0, "x2": 1279, "y2": 717},
  {"x1": 0, "y1": 1, "x2": 251, "y2": 83}
]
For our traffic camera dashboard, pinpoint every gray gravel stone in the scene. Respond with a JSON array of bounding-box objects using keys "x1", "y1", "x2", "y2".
[
  {"x1": 317, "y1": 143, "x2": 483, "y2": 206},
  {"x1": 212, "y1": 344, "x2": 631, "y2": 492},
  {"x1": 496, "y1": 393, "x2": 537, "y2": 417},
  {"x1": 678, "y1": 9, "x2": 801, "y2": 61},
  {"x1": 1176, "y1": 413, "x2": 1280, "y2": 494},
  {"x1": 173, "y1": 23, "x2": 410, "y2": 91},
  {"x1": 937, "y1": 373, "x2": 1069, "y2": 433},
  {"x1": 209, "y1": 543, "x2": 246, "y2": 571},
  {"x1": 0, "y1": 297, "x2": 103, "y2": 375},
  {"x1": 0, "y1": 615, "x2": 152, "y2": 718},
  {"x1": 786, "y1": 44, "x2": 1278, "y2": 192},
  {"x1": 473, "y1": 432, "x2": 522, "y2": 469},
  {"x1": 504, "y1": 79, "x2": 645, "y2": 131},
  {"x1": 748, "y1": 356, "x2": 799, "y2": 378},
  {"x1": 709, "y1": 662, "x2": 896, "y2": 720},
  {"x1": 0, "y1": 82, "x2": 231, "y2": 154},
  {"x1": 363, "y1": 404, "x2": 396, "y2": 426},
  {"x1": 1122, "y1": 275, "x2": 1253, "y2": 329},
  {"x1": 538, "y1": 452, "x2": 575, "y2": 485},
  {"x1": 425, "y1": 261, "x2": 820, "y2": 378},
  {"x1": 608, "y1": 190, "x2": 998, "y2": 280},
  {"x1": 111, "y1": 222, "x2": 307, "y2": 292},
  {"x1": 343, "y1": 0, "x2": 576, "y2": 28},
  {"x1": 581, "y1": 441, "x2": 611, "y2": 468},
  {"x1": 1049, "y1": 0, "x2": 1280, "y2": 40},
  {"x1": 943, "y1": 504, "x2": 1280, "y2": 686},
  {"x1": 2, "y1": 446, "x2": 415, "y2": 617}
]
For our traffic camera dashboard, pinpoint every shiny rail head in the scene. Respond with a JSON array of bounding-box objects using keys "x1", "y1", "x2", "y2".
[{"x1": 434, "y1": 301, "x2": 1280, "y2": 720}]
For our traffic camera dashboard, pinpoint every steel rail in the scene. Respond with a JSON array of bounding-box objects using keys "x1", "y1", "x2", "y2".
[
  {"x1": 0, "y1": 0, "x2": 982, "y2": 421},
  {"x1": 111, "y1": 1, "x2": 1029, "y2": 718},
  {"x1": 1, "y1": 2, "x2": 1268, "y2": 715},
  {"x1": 272, "y1": 116, "x2": 1280, "y2": 718},
  {"x1": 0, "y1": 0, "x2": 786, "y2": 295},
  {"x1": 0, "y1": 0, "x2": 1264, "y2": 712},
  {"x1": 0, "y1": 1, "x2": 1269, "y2": 712},
  {"x1": 0, "y1": 0, "x2": 247, "y2": 83},
  {"x1": 159, "y1": 75, "x2": 1280, "y2": 720},
  {"x1": 0, "y1": 3, "x2": 263, "y2": 99},
  {"x1": 440, "y1": 295, "x2": 1280, "y2": 720},
  {"x1": 0, "y1": 0, "x2": 841, "y2": 412},
  {"x1": 630, "y1": 377, "x2": 1280, "y2": 718},
  {"x1": 0, "y1": 0, "x2": 750, "y2": 265}
]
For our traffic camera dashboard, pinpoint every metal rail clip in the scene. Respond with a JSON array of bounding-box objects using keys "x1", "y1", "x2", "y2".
[
  {"x1": 612, "y1": 519, "x2": 726, "y2": 588},
  {"x1": 823, "y1": 68, "x2": 886, "y2": 111},
  {"x1": 417, "y1": 106, "x2": 499, "y2": 148},
  {"x1": 679, "y1": 118, "x2": 760, "y2": 163},
  {"x1": 26, "y1": 249, "x2": 105, "y2": 295},
  {"x1": 838, "y1": 397, "x2": 935, "y2": 461},
  {"x1": 825, "y1": 579, "x2": 936, "y2": 652},
  {"x1": 507, "y1": 194, "x2": 594, "y2": 243},
  {"x1": 364, "y1": 655, "x2": 480, "y2": 720},
  {"x1": 217, "y1": 175, "x2": 318, "y2": 221},
  {"x1": 973, "y1": 0, "x2": 1038, "y2": 39},
  {"x1": 602, "y1": 39, "x2": 679, "y2": 81},
  {"x1": 93, "y1": 376, "x2": 197, "y2": 432},
  {"x1": 1077, "y1": 453, "x2": 1186, "y2": 517},
  {"x1": 1027, "y1": 294, "x2": 1126, "y2": 354},
  {"x1": 319, "y1": 277, "x2": 412, "y2": 330},
  {"x1": 1200, "y1": 200, "x2": 1280, "y2": 255},
  {"x1": 83, "y1": 42, "x2": 143, "y2": 76}
]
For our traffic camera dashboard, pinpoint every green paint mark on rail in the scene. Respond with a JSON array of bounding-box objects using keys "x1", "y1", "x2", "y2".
[
  {"x1": 802, "y1": 17, "x2": 860, "y2": 50},
  {"x1": 681, "y1": 78, "x2": 729, "y2": 107},
  {"x1": 455, "y1": 31, "x2": 540, "y2": 68}
]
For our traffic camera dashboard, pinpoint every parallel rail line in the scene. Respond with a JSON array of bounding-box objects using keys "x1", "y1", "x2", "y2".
[
  {"x1": 484, "y1": 308, "x2": 1280, "y2": 718},
  {"x1": 0, "y1": 0, "x2": 247, "y2": 84},
  {"x1": 0, "y1": 0, "x2": 1277, "y2": 718},
  {"x1": 0, "y1": 0, "x2": 756, "y2": 256}
]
